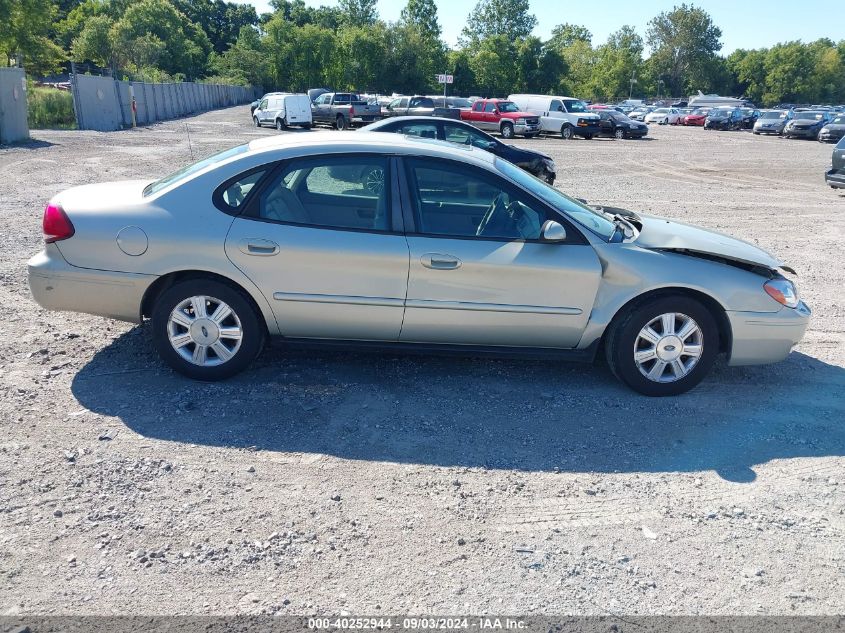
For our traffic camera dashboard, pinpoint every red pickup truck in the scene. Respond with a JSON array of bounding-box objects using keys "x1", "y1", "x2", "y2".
[{"x1": 460, "y1": 99, "x2": 541, "y2": 139}]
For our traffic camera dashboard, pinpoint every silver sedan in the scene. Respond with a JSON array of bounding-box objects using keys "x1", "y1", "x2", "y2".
[{"x1": 28, "y1": 133, "x2": 810, "y2": 396}]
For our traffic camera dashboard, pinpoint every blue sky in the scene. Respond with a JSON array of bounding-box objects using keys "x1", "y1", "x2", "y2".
[{"x1": 234, "y1": 0, "x2": 839, "y2": 53}]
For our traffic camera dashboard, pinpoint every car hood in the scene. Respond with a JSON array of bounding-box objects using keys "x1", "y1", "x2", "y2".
[
  {"x1": 508, "y1": 146, "x2": 552, "y2": 161},
  {"x1": 634, "y1": 214, "x2": 792, "y2": 273},
  {"x1": 501, "y1": 110, "x2": 540, "y2": 119},
  {"x1": 822, "y1": 123, "x2": 845, "y2": 131}
]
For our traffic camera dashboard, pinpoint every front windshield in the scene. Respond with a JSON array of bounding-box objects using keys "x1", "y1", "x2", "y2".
[
  {"x1": 564, "y1": 100, "x2": 588, "y2": 113},
  {"x1": 760, "y1": 111, "x2": 785, "y2": 119},
  {"x1": 709, "y1": 110, "x2": 729, "y2": 118},
  {"x1": 143, "y1": 144, "x2": 249, "y2": 196},
  {"x1": 495, "y1": 158, "x2": 615, "y2": 240},
  {"x1": 794, "y1": 111, "x2": 824, "y2": 120},
  {"x1": 497, "y1": 101, "x2": 520, "y2": 113},
  {"x1": 692, "y1": 108, "x2": 710, "y2": 115}
]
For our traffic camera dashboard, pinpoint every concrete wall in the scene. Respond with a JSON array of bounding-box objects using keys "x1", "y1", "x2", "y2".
[
  {"x1": 71, "y1": 74, "x2": 260, "y2": 131},
  {"x1": 0, "y1": 68, "x2": 29, "y2": 144}
]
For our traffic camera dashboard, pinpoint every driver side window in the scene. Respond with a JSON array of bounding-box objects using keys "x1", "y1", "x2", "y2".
[{"x1": 406, "y1": 159, "x2": 548, "y2": 241}]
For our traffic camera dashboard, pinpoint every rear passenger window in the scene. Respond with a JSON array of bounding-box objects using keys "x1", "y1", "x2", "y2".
[
  {"x1": 255, "y1": 156, "x2": 391, "y2": 232},
  {"x1": 218, "y1": 169, "x2": 266, "y2": 210},
  {"x1": 398, "y1": 123, "x2": 438, "y2": 138}
]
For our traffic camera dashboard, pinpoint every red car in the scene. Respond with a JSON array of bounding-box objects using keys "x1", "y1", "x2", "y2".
[{"x1": 682, "y1": 108, "x2": 711, "y2": 126}]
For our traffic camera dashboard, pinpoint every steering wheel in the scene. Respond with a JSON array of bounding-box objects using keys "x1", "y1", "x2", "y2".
[{"x1": 476, "y1": 193, "x2": 507, "y2": 237}]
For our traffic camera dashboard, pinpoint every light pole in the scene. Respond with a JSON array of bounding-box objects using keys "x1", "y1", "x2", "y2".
[
  {"x1": 629, "y1": 71, "x2": 636, "y2": 100},
  {"x1": 657, "y1": 79, "x2": 664, "y2": 102}
]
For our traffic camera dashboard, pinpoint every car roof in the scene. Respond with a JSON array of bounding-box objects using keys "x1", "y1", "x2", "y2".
[{"x1": 247, "y1": 131, "x2": 496, "y2": 166}]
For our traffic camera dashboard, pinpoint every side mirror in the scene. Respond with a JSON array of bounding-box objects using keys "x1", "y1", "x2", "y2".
[{"x1": 541, "y1": 220, "x2": 567, "y2": 243}]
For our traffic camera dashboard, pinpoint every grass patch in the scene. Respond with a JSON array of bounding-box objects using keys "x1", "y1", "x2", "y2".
[{"x1": 28, "y1": 86, "x2": 77, "y2": 129}]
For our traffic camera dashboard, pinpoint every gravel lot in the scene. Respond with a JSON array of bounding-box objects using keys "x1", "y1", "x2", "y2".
[{"x1": 1, "y1": 107, "x2": 843, "y2": 616}]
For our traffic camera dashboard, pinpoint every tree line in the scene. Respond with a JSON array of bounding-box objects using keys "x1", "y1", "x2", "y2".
[{"x1": 2, "y1": 0, "x2": 845, "y2": 106}]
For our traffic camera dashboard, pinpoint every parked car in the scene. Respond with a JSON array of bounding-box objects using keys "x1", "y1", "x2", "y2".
[
  {"x1": 644, "y1": 108, "x2": 682, "y2": 125},
  {"x1": 783, "y1": 110, "x2": 833, "y2": 140},
  {"x1": 311, "y1": 92, "x2": 382, "y2": 130},
  {"x1": 362, "y1": 116, "x2": 556, "y2": 183},
  {"x1": 250, "y1": 91, "x2": 284, "y2": 115},
  {"x1": 818, "y1": 115, "x2": 845, "y2": 143},
  {"x1": 252, "y1": 93, "x2": 312, "y2": 130},
  {"x1": 738, "y1": 108, "x2": 761, "y2": 129},
  {"x1": 628, "y1": 107, "x2": 655, "y2": 121},
  {"x1": 595, "y1": 110, "x2": 649, "y2": 139},
  {"x1": 427, "y1": 96, "x2": 473, "y2": 110},
  {"x1": 381, "y1": 95, "x2": 460, "y2": 119},
  {"x1": 460, "y1": 98, "x2": 540, "y2": 139},
  {"x1": 681, "y1": 107, "x2": 710, "y2": 126},
  {"x1": 508, "y1": 94, "x2": 601, "y2": 140},
  {"x1": 753, "y1": 110, "x2": 791, "y2": 135},
  {"x1": 28, "y1": 132, "x2": 810, "y2": 396},
  {"x1": 704, "y1": 107, "x2": 743, "y2": 130},
  {"x1": 826, "y1": 135, "x2": 845, "y2": 188}
]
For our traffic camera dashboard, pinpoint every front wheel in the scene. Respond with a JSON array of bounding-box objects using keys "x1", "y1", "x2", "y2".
[
  {"x1": 560, "y1": 124, "x2": 573, "y2": 140},
  {"x1": 276, "y1": 118, "x2": 285, "y2": 131},
  {"x1": 614, "y1": 128, "x2": 625, "y2": 139},
  {"x1": 500, "y1": 122, "x2": 514, "y2": 139},
  {"x1": 605, "y1": 296, "x2": 718, "y2": 396},
  {"x1": 253, "y1": 116, "x2": 260, "y2": 128},
  {"x1": 151, "y1": 279, "x2": 265, "y2": 381}
]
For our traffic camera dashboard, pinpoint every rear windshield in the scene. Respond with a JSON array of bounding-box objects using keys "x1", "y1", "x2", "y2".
[{"x1": 143, "y1": 145, "x2": 249, "y2": 197}]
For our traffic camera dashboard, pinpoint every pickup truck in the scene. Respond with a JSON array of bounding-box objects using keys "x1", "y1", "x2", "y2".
[
  {"x1": 382, "y1": 95, "x2": 460, "y2": 120},
  {"x1": 460, "y1": 99, "x2": 540, "y2": 139},
  {"x1": 311, "y1": 92, "x2": 382, "y2": 130}
]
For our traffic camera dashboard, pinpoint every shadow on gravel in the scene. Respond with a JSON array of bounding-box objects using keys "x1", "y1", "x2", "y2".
[
  {"x1": 71, "y1": 327, "x2": 845, "y2": 482},
  {"x1": 0, "y1": 138, "x2": 55, "y2": 150}
]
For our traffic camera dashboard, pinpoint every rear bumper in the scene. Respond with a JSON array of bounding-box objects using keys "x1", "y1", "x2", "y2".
[
  {"x1": 28, "y1": 246, "x2": 155, "y2": 324},
  {"x1": 826, "y1": 169, "x2": 845, "y2": 188},
  {"x1": 726, "y1": 302, "x2": 811, "y2": 366}
]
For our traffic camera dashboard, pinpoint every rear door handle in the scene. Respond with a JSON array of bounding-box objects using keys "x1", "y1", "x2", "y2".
[
  {"x1": 239, "y1": 238, "x2": 279, "y2": 256},
  {"x1": 421, "y1": 253, "x2": 461, "y2": 270}
]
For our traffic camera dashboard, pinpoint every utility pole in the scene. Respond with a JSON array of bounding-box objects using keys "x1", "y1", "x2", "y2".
[{"x1": 629, "y1": 71, "x2": 636, "y2": 100}]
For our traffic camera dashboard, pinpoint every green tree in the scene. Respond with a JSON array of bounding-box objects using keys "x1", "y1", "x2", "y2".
[
  {"x1": 448, "y1": 48, "x2": 476, "y2": 95},
  {"x1": 558, "y1": 38, "x2": 596, "y2": 97},
  {"x1": 400, "y1": 0, "x2": 441, "y2": 40},
  {"x1": 470, "y1": 35, "x2": 517, "y2": 96},
  {"x1": 210, "y1": 24, "x2": 270, "y2": 88},
  {"x1": 1, "y1": 0, "x2": 66, "y2": 74},
  {"x1": 591, "y1": 25, "x2": 644, "y2": 101},
  {"x1": 112, "y1": 0, "x2": 211, "y2": 79},
  {"x1": 761, "y1": 41, "x2": 816, "y2": 105},
  {"x1": 646, "y1": 3, "x2": 722, "y2": 97},
  {"x1": 71, "y1": 15, "x2": 115, "y2": 67},
  {"x1": 331, "y1": 23, "x2": 388, "y2": 91},
  {"x1": 338, "y1": 0, "x2": 378, "y2": 27},
  {"x1": 55, "y1": 0, "x2": 113, "y2": 51},
  {"x1": 514, "y1": 36, "x2": 566, "y2": 94},
  {"x1": 460, "y1": 0, "x2": 537, "y2": 46},
  {"x1": 172, "y1": 0, "x2": 258, "y2": 54},
  {"x1": 547, "y1": 23, "x2": 592, "y2": 50},
  {"x1": 726, "y1": 48, "x2": 766, "y2": 103}
]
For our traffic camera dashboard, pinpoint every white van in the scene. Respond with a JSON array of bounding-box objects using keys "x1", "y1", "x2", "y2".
[
  {"x1": 253, "y1": 93, "x2": 313, "y2": 129},
  {"x1": 508, "y1": 94, "x2": 601, "y2": 139}
]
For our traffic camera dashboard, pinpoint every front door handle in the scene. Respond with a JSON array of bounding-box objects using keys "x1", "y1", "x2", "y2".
[
  {"x1": 421, "y1": 253, "x2": 461, "y2": 270},
  {"x1": 239, "y1": 238, "x2": 279, "y2": 256}
]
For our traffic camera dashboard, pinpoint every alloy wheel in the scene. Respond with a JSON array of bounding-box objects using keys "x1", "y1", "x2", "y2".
[
  {"x1": 167, "y1": 295, "x2": 243, "y2": 367},
  {"x1": 633, "y1": 312, "x2": 703, "y2": 383}
]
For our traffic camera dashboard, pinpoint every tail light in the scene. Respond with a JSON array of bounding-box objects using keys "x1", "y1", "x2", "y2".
[
  {"x1": 43, "y1": 203, "x2": 75, "y2": 243},
  {"x1": 349, "y1": 105, "x2": 355, "y2": 117}
]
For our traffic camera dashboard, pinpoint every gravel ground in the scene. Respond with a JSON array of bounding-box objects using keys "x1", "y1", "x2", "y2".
[{"x1": 1, "y1": 107, "x2": 844, "y2": 616}]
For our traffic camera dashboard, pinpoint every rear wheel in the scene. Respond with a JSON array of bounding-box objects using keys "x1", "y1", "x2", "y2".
[
  {"x1": 605, "y1": 296, "x2": 719, "y2": 396},
  {"x1": 335, "y1": 115, "x2": 347, "y2": 131},
  {"x1": 614, "y1": 128, "x2": 625, "y2": 139},
  {"x1": 500, "y1": 122, "x2": 514, "y2": 139},
  {"x1": 151, "y1": 279, "x2": 265, "y2": 381},
  {"x1": 560, "y1": 124, "x2": 573, "y2": 140}
]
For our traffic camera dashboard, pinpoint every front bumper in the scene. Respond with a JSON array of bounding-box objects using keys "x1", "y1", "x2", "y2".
[
  {"x1": 726, "y1": 301, "x2": 811, "y2": 366},
  {"x1": 28, "y1": 245, "x2": 155, "y2": 324},
  {"x1": 514, "y1": 122, "x2": 540, "y2": 135},
  {"x1": 818, "y1": 132, "x2": 844, "y2": 143},
  {"x1": 826, "y1": 168, "x2": 845, "y2": 189},
  {"x1": 784, "y1": 127, "x2": 819, "y2": 138},
  {"x1": 754, "y1": 124, "x2": 783, "y2": 134}
]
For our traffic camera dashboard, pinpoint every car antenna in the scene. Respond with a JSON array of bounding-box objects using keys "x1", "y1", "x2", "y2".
[{"x1": 185, "y1": 122, "x2": 195, "y2": 160}]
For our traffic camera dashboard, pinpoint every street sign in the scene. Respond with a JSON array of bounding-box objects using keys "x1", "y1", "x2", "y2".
[{"x1": 436, "y1": 74, "x2": 454, "y2": 84}]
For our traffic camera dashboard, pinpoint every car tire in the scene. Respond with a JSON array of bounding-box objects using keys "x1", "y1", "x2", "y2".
[
  {"x1": 336, "y1": 115, "x2": 347, "y2": 131},
  {"x1": 604, "y1": 295, "x2": 719, "y2": 397},
  {"x1": 614, "y1": 128, "x2": 625, "y2": 140},
  {"x1": 253, "y1": 116, "x2": 260, "y2": 128},
  {"x1": 560, "y1": 124, "x2": 573, "y2": 140},
  {"x1": 500, "y1": 122, "x2": 515, "y2": 139},
  {"x1": 276, "y1": 118, "x2": 285, "y2": 131},
  {"x1": 583, "y1": 134, "x2": 594, "y2": 140},
  {"x1": 151, "y1": 279, "x2": 265, "y2": 381}
]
